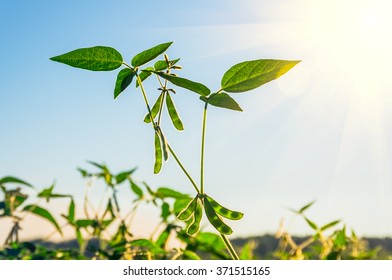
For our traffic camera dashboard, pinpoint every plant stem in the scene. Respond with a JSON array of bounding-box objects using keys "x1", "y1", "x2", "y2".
[
  {"x1": 155, "y1": 75, "x2": 167, "y2": 126},
  {"x1": 122, "y1": 62, "x2": 133, "y2": 69},
  {"x1": 200, "y1": 102, "x2": 208, "y2": 194},
  {"x1": 200, "y1": 99, "x2": 239, "y2": 260},
  {"x1": 157, "y1": 92, "x2": 166, "y2": 125},
  {"x1": 221, "y1": 234, "x2": 240, "y2": 260},
  {"x1": 136, "y1": 74, "x2": 155, "y2": 129},
  {"x1": 167, "y1": 144, "x2": 200, "y2": 194}
]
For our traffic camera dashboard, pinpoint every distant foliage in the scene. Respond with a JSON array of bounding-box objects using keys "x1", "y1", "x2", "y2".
[
  {"x1": 0, "y1": 167, "x2": 384, "y2": 260},
  {"x1": 0, "y1": 163, "x2": 231, "y2": 260},
  {"x1": 274, "y1": 202, "x2": 380, "y2": 260}
]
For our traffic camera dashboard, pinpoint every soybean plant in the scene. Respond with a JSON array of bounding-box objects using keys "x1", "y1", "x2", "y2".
[{"x1": 50, "y1": 42, "x2": 299, "y2": 259}]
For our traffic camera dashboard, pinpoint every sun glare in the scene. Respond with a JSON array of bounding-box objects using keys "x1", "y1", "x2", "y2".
[
  {"x1": 290, "y1": 0, "x2": 392, "y2": 221},
  {"x1": 279, "y1": 0, "x2": 392, "y2": 112},
  {"x1": 305, "y1": 1, "x2": 391, "y2": 50},
  {"x1": 269, "y1": 0, "x2": 392, "y2": 105},
  {"x1": 306, "y1": 0, "x2": 392, "y2": 64}
]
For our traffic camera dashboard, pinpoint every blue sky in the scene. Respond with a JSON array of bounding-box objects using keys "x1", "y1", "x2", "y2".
[{"x1": 2, "y1": 0, "x2": 392, "y2": 240}]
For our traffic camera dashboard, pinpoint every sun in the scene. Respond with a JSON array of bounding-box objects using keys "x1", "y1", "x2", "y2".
[{"x1": 301, "y1": 0, "x2": 392, "y2": 80}]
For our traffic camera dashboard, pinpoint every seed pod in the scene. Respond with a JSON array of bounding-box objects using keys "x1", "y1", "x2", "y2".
[
  {"x1": 153, "y1": 132, "x2": 162, "y2": 174},
  {"x1": 206, "y1": 195, "x2": 243, "y2": 220},
  {"x1": 178, "y1": 197, "x2": 197, "y2": 221},
  {"x1": 171, "y1": 65, "x2": 182, "y2": 70},
  {"x1": 157, "y1": 127, "x2": 169, "y2": 161},
  {"x1": 187, "y1": 201, "x2": 202, "y2": 235},
  {"x1": 166, "y1": 93, "x2": 184, "y2": 131},
  {"x1": 204, "y1": 198, "x2": 233, "y2": 235},
  {"x1": 144, "y1": 93, "x2": 164, "y2": 123}
]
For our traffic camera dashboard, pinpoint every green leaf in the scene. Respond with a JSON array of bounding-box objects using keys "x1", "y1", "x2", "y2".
[
  {"x1": 13, "y1": 194, "x2": 27, "y2": 209},
  {"x1": 129, "y1": 239, "x2": 166, "y2": 255},
  {"x1": 102, "y1": 199, "x2": 115, "y2": 220},
  {"x1": 204, "y1": 199, "x2": 233, "y2": 235},
  {"x1": 130, "y1": 181, "x2": 143, "y2": 198},
  {"x1": 37, "y1": 183, "x2": 70, "y2": 202},
  {"x1": 161, "y1": 202, "x2": 170, "y2": 221},
  {"x1": 153, "y1": 71, "x2": 210, "y2": 96},
  {"x1": 75, "y1": 219, "x2": 96, "y2": 228},
  {"x1": 68, "y1": 199, "x2": 75, "y2": 223},
  {"x1": 101, "y1": 219, "x2": 114, "y2": 230},
  {"x1": 114, "y1": 68, "x2": 135, "y2": 99},
  {"x1": 177, "y1": 197, "x2": 197, "y2": 221},
  {"x1": 182, "y1": 250, "x2": 201, "y2": 260},
  {"x1": 196, "y1": 232, "x2": 226, "y2": 251},
  {"x1": 77, "y1": 168, "x2": 90, "y2": 178},
  {"x1": 144, "y1": 93, "x2": 163, "y2": 123},
  {"x1": 0, "y1": 176, "x2": 33, "y2": 188},
  {"x1": 187, "y1": 201, "x2": 202, "y2": 235},
  {"x1": 206, "y1": 195, "x2": 243, "y2": 220},
  {"x1": 156, "y1": 187, "x2": 189, "y2": 199},
  {"x1": 76, "y1": 228, "x2": 84, "y2": 248},
  {"x1": 305, "y1": 217, "x2": 318, "y2": 230},
  {"x1": 351, "y1": 229, "x2": 357, "y2": 240},
  {"x1": 86, "y1": 161, "x2": 113, "y2": 185},
  {"x1": 1, "y1": 190, "x2": 28, "y2": 216},
  {"x1": 153, "y1": 132, "x2": 163, "y2": 174},
  {"x1": 221, "y1": 59, "x2": 300, "y2": 93},
  {"x1": 154, "y1": 58, "x2": 180, "y2": 71},
  {"x1": 87, "y1": 160, "x2": 106, "y2": 171},
  {"x1": 166, "y1": 93, "x2": 184, "y2": 130},
  {"x1": 201, "y1": 92, "x2": 242, "y2": 111},
  {"x1": 131, "y1": 42, "x2": 173, "y2": 67},
  {"x1": 143, "y1": 182, "x2": 156, "y2": 197},
  {"x1": 299, "y1": 201, "x2": 315, "y2": 214},
  {"x1": 334, "y1": 227, "x2": 347, "y2": 247},
  {"x1": 240, "y1": 241, "x2": 256, "y2": 260},
  {"x1": 156, "y1": 228, "x2": 170, "y2": 248},
  {"x1": 136, "y1": 67, "x2": 154, "y2": 87},
  {"x1": 23, "y1": 205, "x2": 62, "y2": 234},
  {"x1": 321, "y1": 220, "x2": 341, "y2": 231},
  {"x1": 115, "y1": 168, "x2": 137, "y2": 184},
  {"x1": 50, "y1": 46, "x2": 123, "y2": 71}
]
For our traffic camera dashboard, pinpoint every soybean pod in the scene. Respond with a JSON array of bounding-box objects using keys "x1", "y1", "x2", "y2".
[
  {"x1": 166, "y1": 93, "x2": 184, "y2": 131},
  {"x1": 187, "y1": 201, "x2": 202, "y2": 235},
  {"x1": 153, "y1": 132, "x2": 162, "y2": 174},
  {"x1": 204, "y1": 198, "x2": 233, "y2": 235},
  {"x1": 157, "y1": 127, "x2": 169, "y2": 161},
  {"x1": 206, "y1": 195, "x2": 244, "y2": 220},
  {"x1": 144, "y1": 92, "x2": 164, "y2": 123},
  {"x1": 177, "y1": 197, "x2": 197, "y2": 221}
]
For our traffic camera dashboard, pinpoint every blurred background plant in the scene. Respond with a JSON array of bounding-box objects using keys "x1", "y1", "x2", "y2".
[
  {"x1": 0, "y1": 163, "x2": 387, "y2": 260},
  {"x1": 274, "y1": 202, "x2": 381, "y2": 260},
  {"x1": 0, "y1": 162, "x2": 236, "y2": 260}
]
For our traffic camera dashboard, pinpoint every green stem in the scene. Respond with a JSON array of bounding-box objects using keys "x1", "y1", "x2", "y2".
[
  {"x1": 200, "y1": 102, "x2": 208, "y2": 194},
  {"x1": 122, "y1": 62, "x2": 133, "y2": 69},
  {"x1": 155, "y1": 75, "x2": 166, "y2": 125},
  {"x1": 221, "y1": 234, "x2": 240, "y2": 260},
  {"x1": 136, "y1": 74, "x2": 155, "y2": 129},
  {"x1": 155, "y1": 75, "x2": 167, "y2": 126},
  {"x1": 157, "y1": 92, "x2": 166, "y2": 126},
  {"x1": 168, "y1": 144, "x2": 200, "y2": 194}
]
